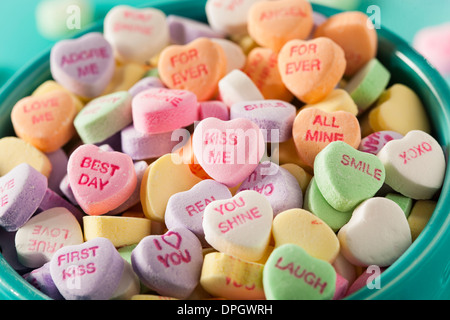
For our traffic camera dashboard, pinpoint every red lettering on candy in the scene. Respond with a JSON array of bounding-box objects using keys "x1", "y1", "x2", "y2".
[
  {"x1": 340, "y1": 154, "x2": 383, "y2": 181},
  {"x1": 398, "y1": 141, "x2": 433, "y2": 164}
]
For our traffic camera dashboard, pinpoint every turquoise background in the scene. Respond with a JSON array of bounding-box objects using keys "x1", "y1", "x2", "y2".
[{"x1": 0, "y1": 0, "x2": 450, "y2": 89}]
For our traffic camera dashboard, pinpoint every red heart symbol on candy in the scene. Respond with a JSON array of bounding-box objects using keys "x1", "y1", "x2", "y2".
[{"x1": 161, "y1": 230, "x2": 182, "y2": 250}]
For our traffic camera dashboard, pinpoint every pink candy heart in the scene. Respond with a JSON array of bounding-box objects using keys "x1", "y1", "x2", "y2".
[
  {"x1": 192, "y1": 117, "x2": 266, "y2": 187},
  {"x1": 131, "y1": 227, "x2": 203, "y2": 299},
  {"x1": 50, "y1": 32, "x2": 115, "y2": 98},
  {"x1": 67, "y1": 144, "x2": 137, "y2": 216}
]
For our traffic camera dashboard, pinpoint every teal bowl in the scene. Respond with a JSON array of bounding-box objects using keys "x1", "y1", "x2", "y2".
[{"x1": 1, "y1": 0, "x2": 450, "y2": 300}]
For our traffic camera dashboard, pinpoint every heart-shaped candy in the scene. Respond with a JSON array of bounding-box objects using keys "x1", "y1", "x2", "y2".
[
  {"x1": 49, "y1": 237, "x2": 125, "y2": 300},
  {"x1": 11, "y1": 90, "x2": 77, "y2": 153},
  {"x1": 237, "y1": 161, "x2": 303, "y2": 216},
  {"x1": 272, "y1": 208, "x2": 340, "y2": 263},
  {"x1": 131, "y1": 227, "x2": 203, "y2": 299},
  {"x1": 377, "y1": 130, "x2": 446, "y2": 199},
  {"x1": 23, "y1": 262, "x2": 64, "y2": 300},
  {"x1": 314, "y1": 141, "x2": 385, "y2": 212},
  {"x1": 167, "y1": 14, "x2": 226, "y2": 45},
  {"x1": 263, "y1": 243, "x2": 336, "y2": 300},
  {"x1": 158, "y1": 37, "x2": 227, "y2": 101},
  {"x1": 192, "y1": 117, "x2": 266, "y2": 188},
  {"x1": 15, "y1": 207, "x2": 84, "y2": 268},
  {"x1": 104, "y1": 5, "x2": 170, "y2": 64},
  {"x1": 247, "y1": 0, "x2": 314, "y2": 52},
  {"x1": 165, "y1": 179, "x2": 232, "y2": 247},
  {"x1": 292, "y1": 108, "x2": 361, "y2": 169},
  {"x1": 278, "y1": 37, "x2": 346, "y2": 104},
  {"x1": 202, "y1": 190, "x2": 273, "y2": 262},
  {"x1": 230, "y1": 99, "x2": 296, "y2": 143},
  {"x1": 132, "y1": 87, "x2": 198, "y2": 134},
  {"x1": 67, "y1": 144, "x2": 137, "y2": 215},
  {"x1": 0, "y1": 163, "x2": 48, "y2": 232},
  {"x1": 337, "y1": 197, "x2": 412, "y2": 267},
  {"x1": 50, "y1": 32, "x2": 115, "y2": 98},
  {"x1": 358, "y1": 130, "x2": 403, "y2": 155}
]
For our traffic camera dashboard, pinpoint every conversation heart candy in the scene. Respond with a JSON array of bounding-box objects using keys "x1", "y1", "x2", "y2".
[
  {"x1": 158, "y1": 37, "x2": 227, "y2": 101},
  {"x1": 293, "y1": 108, "x2": 361, "y2": 169},
  {"x1": 358, "y1": 130, "x2": 403, "y2": 155},
  {"x1": 67, "y1": 144, "x2": 137, "y2": 215},
  {"x1": 200, "y1": 251, "x2": 265, "y2": 300},
  {"x1": 131, "y1": 227, "x2": 203, "y2": 299},
  {"x1": 38, "y1": 188, "x2": 84, "y2": 224},
  {"x1": 211, "y1": 38, "x2": 246, "y2": 74},
  {"x1": 15, "y1": 207, "x2": 84, "y2": 268},
  {"x1": 272, "y1": 208, "x2": 340, "y2": 263},
  {"x1": 243, "y1": 47, "x2": 293, "y2": 102},
  {"x1": 50, "y1": 237, "x2": 125, "y2": 300},
  {"x1": 132, "y1": 87, "x2": 198, "y2": 134},
  {"x1": 314, "y1": 141, "x2": 385, "y2": 212},
  {"x1": 368, "y1": 84, "x2": 431, "y2": 136},
  {"x1": 205, "y1": 0, "x2": 264, "y2": 36},
  {"x1": 23, "y1": 262, "x2": 65, "y2": 300},
  {"x1": 300, "y1": 88, "x2": 358, "y2": 116},
  {"x1": 11, "y1": 90, "x2": 77, "y2": 153},
  {"x1": 0, "y1": 163, "x2": 48, "y2": 232},
  {"x1": 198, "y1": 100, "x2": 229, "y2": 121},
  {"x1": 338, "y1": 197, "x2": 412, "y2": 267},
  {"x1": 280, "y1": 163, "x2": 312, "y2": 195},
  {"x1": 167, "y1": 14, "x2": 226, "y2": 45},
  {"x1": 263, "y1": 243, "x2": 336, "y2": 300},
  {"x1": 45, "y1": 149, "x2": 68, "y2": 197},
  {"x1": 140, "y1": 153, "x2": 203, "y2": 222},
  {"x1": 32, "y1": 80, "x2": 85, "y2": 113},
  {"x1": 218, "y1": 69, "x2": 265, "y2": 108},
  {"x1": 408, "y1": 200, "x2": 437, "y2": 242},
  {"x1": 165, "y1": 179, "x2": 232, "y2": 247},
  {"x1": 128, "y1": 76, "x2": 166, "y2": 97},
  {"x1": 192, "y1": 117, "x2": 266, "y2": 188},
  {"x1": 50, "y1": 32, "x2": 115, "y2": 98},
  {"x1": 74, "y1": 91, "x2": 132, "y2": 144},
  {"x1": 202, "y1": 190, "x2": 273, "y2": 262},
  {"x1": 247, "y1": 0, "x2": 314, "y2": 52},
  {"x1": 110, "y1": 260, "x2": 140, "y2": 300},
  {"x1": 237, "y1": 161, "x2": 303, "y2": 216},
  {"x1": 278, "y1": 37, "x2": 346, "y2": 104},
  {"x1": 103, "y1": 5, "x2": 170, "y2": 64},
  {"x1": 377, "y1": 130, "x2": 446, "y2": 199},
  {"x1": 230, "y1": 99, "x2": 296, "y2": 143},
  {"x1": 314, "y1": 11, "x2": 378, "y2": 76}
]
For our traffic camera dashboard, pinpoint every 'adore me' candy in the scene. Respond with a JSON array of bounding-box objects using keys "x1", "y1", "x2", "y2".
[
  {"x1": 11, "y1": 90, "x2": 77, "y2": 153},
  {"x1": 377, "y1": 130, "x2": 446, "y2": 199},
  {"x1": 247, "y1": 0, "x2": 314, "y2": 52},
  {"x1": 50, "y1": 32, "x2": 115, "y2": 98},
  {"x1": 263, "y1": 243, "x2": 336, "y2": 300},
  {"x1": 158, "y1": 37, "x2": 227, "y2": 101},
  {"x1": 338, "y1": 197, "x2": 412, "y2": 267},
  {"x1": 314, "y1": 141, "x2": 385, "y2": 212},
  {"x1": 67, "y1": 144, "x2": 137, "y2": 215},
  {"x1": 131, "y1": 227, "x2": 203, "y2": 299},
  {"x1": 193, "y1": 117, "x2": 266, "y2": 188},
  {"x1": 0, "y1": 163, "x2": 48, "y2": 232},
  {"x1": 50, "y1": 237, "x2": 125, "y2": 300},
  {"x1": 202, "y1": 190, "x2": 273, "y2": 262},
  {"x1": 278, "y1": 37, "x2": 346, "y2": 104},
  {"x1": 103, "y1": 5, "x2": 170, "y2": 64}
]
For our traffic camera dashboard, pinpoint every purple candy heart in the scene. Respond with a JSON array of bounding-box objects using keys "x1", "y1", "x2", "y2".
[
  {"x1": 230, "y1": 99, "x2": 297, "y2": 142},
  {"x1": 131, "y1": 227, "x2": 203, "y2": 299},
  {"x1": 0, "y1": 163, "x2": 48, "y2": 232},
  {"x1": 50, "y1": 32, "x2": 115, "y2": 98},
  {"x1": 167, "y1": 14, "x2": 226, "y2": 45},
  {"x1": 23, "y1": 262, "x2": 64, "y2": 300},
  {"x1": 38, "y1": 188, "x2": 84, "y2": 224},
  {"x1": 50, "y1": 237, "x2": 124, "y2": 300},
  {"x1": 128, "y1": 76, "x2": 166, "y2": 98},
  {"x1": 45, "y1": 149, "x2": 68, "y2": 197},
  {"x1": 237, "y1": 161, "x2": 303, "y2": 216},
  {"x1": 165, "y1": 179, "x2": 232, "y2": 246}
]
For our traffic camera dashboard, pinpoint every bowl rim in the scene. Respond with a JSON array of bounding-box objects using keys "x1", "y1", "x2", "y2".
[{"x1": 1, "y1": 0, "x2": 450, "y2": 300}]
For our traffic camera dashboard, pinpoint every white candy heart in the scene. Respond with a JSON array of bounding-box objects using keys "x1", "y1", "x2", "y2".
[
  {"x1": 202, "y1": 190, "x2": 273, "y2": 262},
  {"x1": 104, "y1": 5, "x2": 170, "y2": 64},
  {"x1": 377, "y1": 130, "x2": 446, "y2": 199},
  {"x1": 337, "y1": 197, "x2": 412, "y2": 267}
]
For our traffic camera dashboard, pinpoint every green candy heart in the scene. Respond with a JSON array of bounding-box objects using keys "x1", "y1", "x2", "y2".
[
  {"x1": 314, "y1": 140, "x2": 385, "y2": 212},
  {"x1": 263, "y1": 243, "x2": 336, "y2": 300},
  {"x1": 304, "y1": 177, "x2": 353, "y2": 232}
]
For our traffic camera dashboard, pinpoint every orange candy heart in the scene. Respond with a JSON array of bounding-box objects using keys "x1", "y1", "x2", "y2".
[
  {"x1": 243, "y1": 47, "x2": 293, "y2": 102},
  {"x1": 11, "y1": 90, "x2": 77, "y2": 153},
  {"x1": 292, "y1": 108, "x2": 361, "y2": 169},
  {"x1": 278, "y1": 37, "x2": 346, "y2": 104},
  {"x1": 158, "y1": 37, "x2": 227, "y2": 101},
  {"x1": 314, "y1": 11, "x2": 377, "y2": 76},
  {"x1": 247, "y1": 0, "x2": 314, "y2": 52}
]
